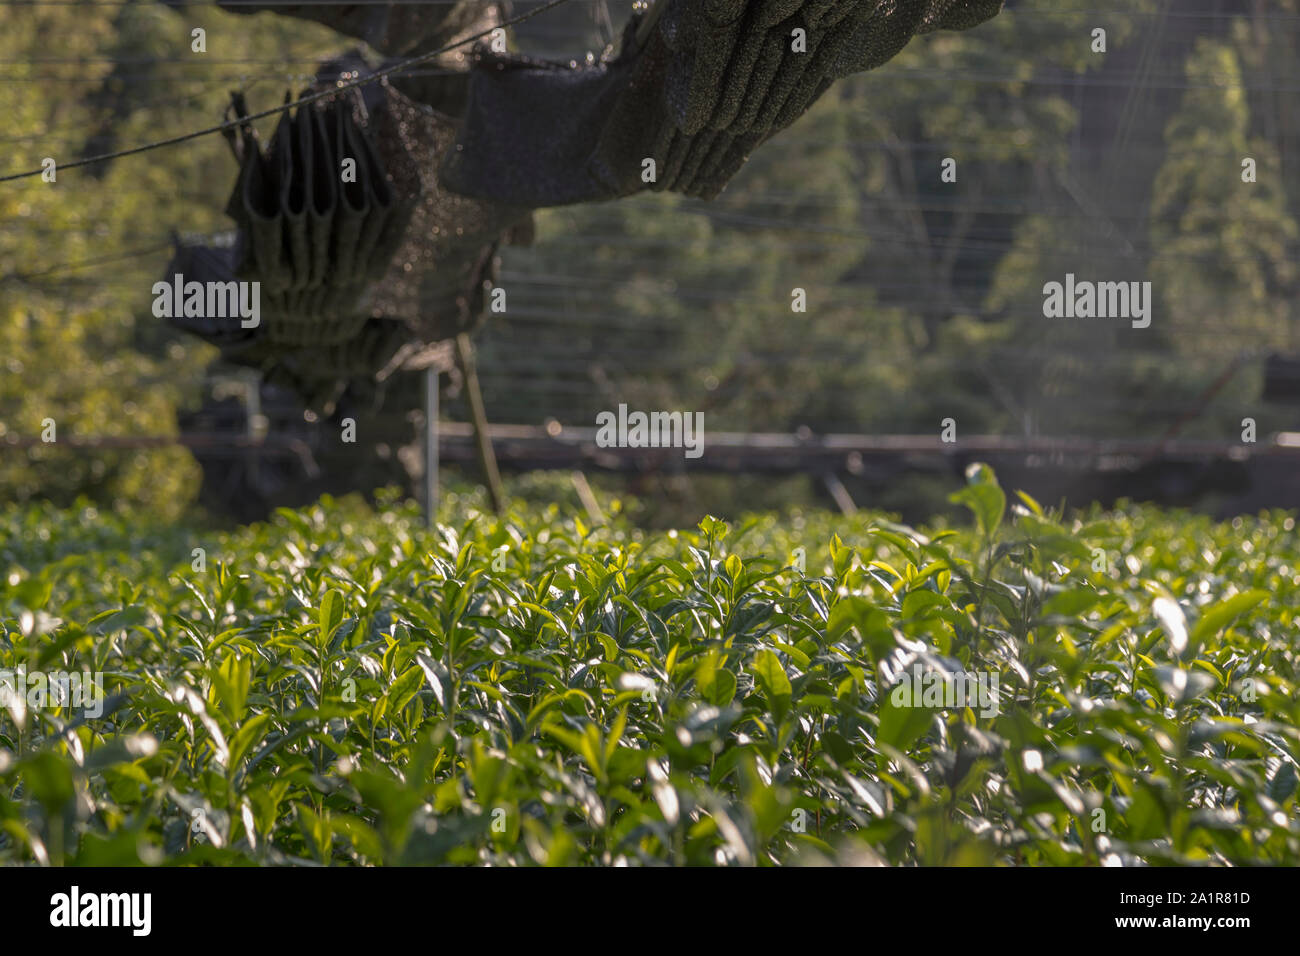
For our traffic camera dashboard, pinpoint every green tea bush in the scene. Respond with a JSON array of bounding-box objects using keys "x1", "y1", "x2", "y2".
[{"x1": 1, "y1": 467, "x2": 1297, "y2": 865}]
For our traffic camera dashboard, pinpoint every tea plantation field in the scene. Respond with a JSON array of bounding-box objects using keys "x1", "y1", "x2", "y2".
[{"x1": 1, "y1": 467, "x2": 1297, "y2": 865}]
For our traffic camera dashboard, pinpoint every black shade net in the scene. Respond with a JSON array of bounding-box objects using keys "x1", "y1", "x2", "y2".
[
  {"x1": 223, "y1": 87, "x2": 420, "y2": 348},
  {"x1": 441, "y1": 0, "x2": 1005, "y2": 205},
  {"x1": 157, "y1": 0, "x2": 1004, "y2": 410}
]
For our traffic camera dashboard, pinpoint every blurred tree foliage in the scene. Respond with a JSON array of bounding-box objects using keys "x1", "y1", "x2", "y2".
[
  {"x1": 1150, "y1": 39, "x2": 1297, "y2": 359},
  {"x1": 483, "y1": 0, "x2": 1298, "y2": 450},
  {"x1": 0, "y1": 0, "x2": 342, "y2": 516}
]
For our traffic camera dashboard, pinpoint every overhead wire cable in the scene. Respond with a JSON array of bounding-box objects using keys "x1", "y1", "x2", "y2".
[{"x1": 0, "y1": 0, "x2": 575, "y2": 182}]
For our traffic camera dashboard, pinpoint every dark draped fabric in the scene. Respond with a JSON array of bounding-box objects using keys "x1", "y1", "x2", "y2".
[
  {"x1": 440, "y1": 0, "x2": 1005, "y2": 205},
  {"x1": 159, "y1": 1, "x2": 1003, "y2": 408}
]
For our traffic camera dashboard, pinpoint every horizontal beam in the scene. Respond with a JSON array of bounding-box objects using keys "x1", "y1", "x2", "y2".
[{"x1": 3, "y1": 427, "x2": 1295, "y2": 475}]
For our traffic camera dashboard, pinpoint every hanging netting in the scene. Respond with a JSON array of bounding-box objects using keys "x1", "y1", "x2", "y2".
[
  {"x1": 160, "y1": 52, "x2": 529, "y2": 409},
  {"x1": 361, "y1": 83, "x2": 532, "y2": 345},
  {"x1": 222, "y1": 88, "x2": 420, "y2": 348},
  {"x1": 159, "y1": 0, "x2": 1003, "y2": 409},
  {"x1": 440, "y1": 0, "x2": 1004, "y2": 205}
]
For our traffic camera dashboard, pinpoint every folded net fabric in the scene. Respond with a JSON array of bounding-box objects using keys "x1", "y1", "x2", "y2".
[
  {"x1": 223, "y1": 88, "x2": 420, "y2": 347},
  {"x1": 361, "y1": 86, "x2": 532, "y2": 345},
  {"x1": 161, "y1": 56, "x2": 529, "y2": 411},
  {"x1": 440, "y1": 0, "x2": 1004, "y2": 205},
  {"x1": 159, "y1": 0, "x2": 1004, "y2": 410}
]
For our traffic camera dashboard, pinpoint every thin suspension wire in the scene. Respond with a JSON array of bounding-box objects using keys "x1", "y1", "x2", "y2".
[{"x1": 0, "y1": 0, "x2": 575, "y2": 183}]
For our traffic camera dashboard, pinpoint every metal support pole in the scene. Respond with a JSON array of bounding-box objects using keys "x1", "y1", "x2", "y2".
[
  {"x1": 570, "y1": 470, "x2": 606, "y2": 526},
  {"x1": 822, "y1": 472, "x2": 857, "y2": 516},
  {"x1": 423, "y1": 365, "x2": 439, "y2": 527}
]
